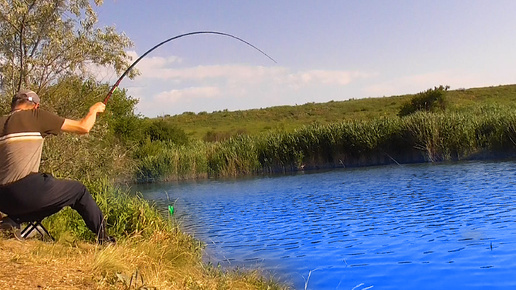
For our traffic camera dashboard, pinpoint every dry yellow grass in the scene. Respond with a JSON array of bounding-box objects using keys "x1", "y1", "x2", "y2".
[
  {"x1": 0, "y1": 231, "x2": 287, "y2": 289},
  {"x1": 0, "y1": 238, "x2": 97, "y2": 289}
]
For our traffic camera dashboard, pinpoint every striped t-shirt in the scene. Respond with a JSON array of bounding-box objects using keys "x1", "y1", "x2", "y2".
[{"x1": 0, "y1": 109, "x2": 64, "y2": 185}]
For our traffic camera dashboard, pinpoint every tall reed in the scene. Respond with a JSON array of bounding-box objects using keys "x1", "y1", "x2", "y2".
[
  {"x1": 208, "y1": 134, "x2": 261, "y2": 176},
  {"x1": 135, "y1": 140, "x2": 211, "y2": 182}
]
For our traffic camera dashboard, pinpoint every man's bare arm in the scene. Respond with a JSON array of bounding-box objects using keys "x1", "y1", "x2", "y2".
[{"x1": 61, "y1": 102, "x2": 106, "y2": 134}]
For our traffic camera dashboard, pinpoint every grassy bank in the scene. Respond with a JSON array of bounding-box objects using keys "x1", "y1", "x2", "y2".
[{"x1": 0, "y1": 236, "x2": 284, "y2": 289}]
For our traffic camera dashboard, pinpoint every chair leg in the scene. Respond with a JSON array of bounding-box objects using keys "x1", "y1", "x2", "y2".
[{"x1": 20, "y1": 221, "x2": 54, "y2": 241}]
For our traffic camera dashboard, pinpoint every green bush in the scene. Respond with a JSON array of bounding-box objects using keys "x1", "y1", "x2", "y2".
[
  {"x1": 398, "y1": 85, "x2": 449, "y2": 117},
  {"x1": 144, "y1": 119, "x2": 189, "y2": 145},
  {"x1": 203, "y1": 130, "x2": 232, "y2": 142}
]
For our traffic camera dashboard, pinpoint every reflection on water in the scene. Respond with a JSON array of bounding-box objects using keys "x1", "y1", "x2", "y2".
[{"x1": 135, "y1": 160, "x2": 516, "y2": 289}]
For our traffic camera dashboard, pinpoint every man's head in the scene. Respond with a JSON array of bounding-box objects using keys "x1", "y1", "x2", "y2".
[{"x1": 11, "y1": 89, "x2": 40, "y2": 111}]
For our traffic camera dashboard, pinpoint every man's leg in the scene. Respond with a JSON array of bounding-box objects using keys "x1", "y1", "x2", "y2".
[{"x1": 50, "y1": 178, "x2": 107, "y2": 238}]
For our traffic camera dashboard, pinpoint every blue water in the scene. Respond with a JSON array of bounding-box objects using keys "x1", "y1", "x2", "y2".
[{"x1": 136, "y1": 160, "x2": 516, "y2": 289}]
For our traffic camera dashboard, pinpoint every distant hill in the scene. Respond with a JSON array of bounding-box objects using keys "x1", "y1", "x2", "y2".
[{"x1": 162, "y1": 84, "x2": 516, "y2": 141}]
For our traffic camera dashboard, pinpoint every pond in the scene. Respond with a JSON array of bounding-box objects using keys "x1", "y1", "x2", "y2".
[{"x1": 135, "y1": 160, "x2": 516, "y2": 289}]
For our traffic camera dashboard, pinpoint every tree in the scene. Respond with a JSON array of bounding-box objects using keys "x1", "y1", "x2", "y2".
[
  {"x1": 398, "y1": 85, "x2": 449, "y2": 117},
  {"x1": 0, "y1": 0, "x2": 134, "y2": 96}
]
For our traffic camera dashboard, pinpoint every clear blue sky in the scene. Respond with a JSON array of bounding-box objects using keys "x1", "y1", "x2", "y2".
[{"x1": 95, "y1": 1, "x2": 516, "y2": 117}]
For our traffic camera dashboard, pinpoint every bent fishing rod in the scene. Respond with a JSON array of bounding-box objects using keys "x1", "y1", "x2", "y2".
[{"x1": 103, "y1": 31, "x2": 277, "y2": 104}]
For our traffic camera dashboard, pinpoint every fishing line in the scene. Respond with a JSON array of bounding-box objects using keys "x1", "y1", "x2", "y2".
[{"x1": 103, "y1": 31, "x2": 277, "y2": 105}]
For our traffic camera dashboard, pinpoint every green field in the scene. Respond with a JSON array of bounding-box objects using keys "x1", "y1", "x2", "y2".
[{"x1": 165, "y1": 84, "x2": 516, "y2": 141}]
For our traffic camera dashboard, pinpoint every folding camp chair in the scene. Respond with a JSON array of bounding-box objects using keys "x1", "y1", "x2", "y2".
[
  {"x1": 19, "y1": 220, "x2": 54, "y2": 241},
  {"x1": 7, "y1": 216, "x2": 54, "y2": 241}
]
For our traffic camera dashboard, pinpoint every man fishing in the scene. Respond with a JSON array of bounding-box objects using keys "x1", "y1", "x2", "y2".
[{"x1": 0, "y1": 89, "x2": 113, "y2": 244}]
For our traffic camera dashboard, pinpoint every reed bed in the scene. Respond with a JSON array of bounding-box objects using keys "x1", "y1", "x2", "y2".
[
  {"x1": 136, "y1": 140, "x2": 211, "y2": 182},
  {"x1": 136, "y1": 108, "x2": 516, "y2": 181}
]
